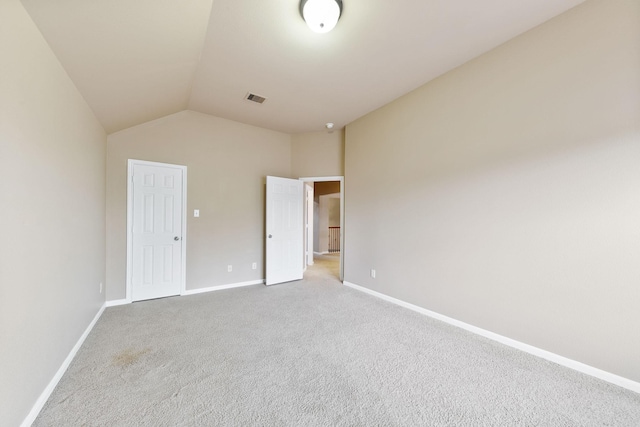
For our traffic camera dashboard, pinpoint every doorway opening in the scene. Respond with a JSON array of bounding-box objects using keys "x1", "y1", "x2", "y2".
[{"x1": 299, "y1": 176, "x2": 344, "y2": 281}]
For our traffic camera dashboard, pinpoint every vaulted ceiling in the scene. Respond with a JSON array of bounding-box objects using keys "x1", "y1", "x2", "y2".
[{"x1": 21, "y1": 0, "x2": 586, "y2": 134}]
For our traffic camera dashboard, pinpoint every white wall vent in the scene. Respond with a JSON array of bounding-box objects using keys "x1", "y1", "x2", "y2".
[{"x1": 245, "y1": 93, "x2": 267, "y2": 104}]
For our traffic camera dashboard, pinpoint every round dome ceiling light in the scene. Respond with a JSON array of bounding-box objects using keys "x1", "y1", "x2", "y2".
[{"x1": 300, "y1": 0, "x2": 343, "y2": 34}]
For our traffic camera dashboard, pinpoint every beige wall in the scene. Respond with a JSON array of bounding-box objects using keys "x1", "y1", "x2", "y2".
[
  {"x1": 345, "y1": 0, "x2": 640, "y2": 382},
  {"x1": 328, "y1": 197, "x2": 340, "y2": 228},
  {"x1": 106, "y1": 111, "x2": 291, "y2": 300},
  {"x1": 0, "y1": 1, "x2": 107, "y2": 425},
  {"x1": 291, "y1": 130, "x2": 344, "y2": 177}
]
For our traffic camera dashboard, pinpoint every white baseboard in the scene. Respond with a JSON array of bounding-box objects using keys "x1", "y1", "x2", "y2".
[
  {"x1": 105, "y1": 298, "x2": 129, "y2": 307},
  {"x1": 106, "y1": 280, "x2": 265, "y2": 305},
  {"x1": 182, "y1": 279, "x2": 264, "y2": 296},
  {"x1": 314, "y1": 251, "x2": 329, "y2": 255},
  {"x1": 21, "y1": 303, "x2": 106, "y2": 427},
  {"x1": 343, "y1": 281, "x2": 640, "y2": 394}
]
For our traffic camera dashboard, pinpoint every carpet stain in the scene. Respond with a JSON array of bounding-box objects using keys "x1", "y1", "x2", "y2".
[{"x1": 112, "y1": 348, "x2": 151, "y2": 367}]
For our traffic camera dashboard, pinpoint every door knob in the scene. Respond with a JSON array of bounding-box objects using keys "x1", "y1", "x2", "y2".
[
  {"x1": 174, "y1": 236, "x2": 180, "y2": 241},
  {"x1": 268, "y1": 234, "x2": 272, "y2": 238}
]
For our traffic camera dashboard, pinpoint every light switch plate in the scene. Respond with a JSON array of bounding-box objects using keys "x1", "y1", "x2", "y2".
[{"x1": 194, "y1": 209, "x2": 200, "y2": 217}]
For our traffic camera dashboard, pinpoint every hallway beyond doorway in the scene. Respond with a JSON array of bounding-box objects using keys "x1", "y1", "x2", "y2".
[{"x1": 305, "y1": 253, "x2": 340, "y2": 281}]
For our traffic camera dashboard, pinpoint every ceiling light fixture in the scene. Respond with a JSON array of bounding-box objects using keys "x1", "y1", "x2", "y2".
[{"x1": 300, "y1": 0, "x2": 343, "y2": 34}]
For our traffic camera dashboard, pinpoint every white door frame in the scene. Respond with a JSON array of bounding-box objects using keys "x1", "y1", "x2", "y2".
[
  {"x1": 126, "y1": 159, "x2": 188, "y2": 303},
  {"x1": 304, "y1": 183, "x2": 314, "y2": 269},
  {"x1": 299, "y1": 176, "x2": 344, "y2": 281}
]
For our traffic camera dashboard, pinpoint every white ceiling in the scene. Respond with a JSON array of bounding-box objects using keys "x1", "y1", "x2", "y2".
[{"x1": 21, "y1": 0, "x2": 586, "y2": 134}]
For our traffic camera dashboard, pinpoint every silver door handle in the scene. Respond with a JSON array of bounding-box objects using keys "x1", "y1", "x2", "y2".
[
  {"x1": 174, "y1": 236, "x2": 180, "y2": 241},
  {"x1": 268, "y1": 234, "x2": 272, "y2": 238}
]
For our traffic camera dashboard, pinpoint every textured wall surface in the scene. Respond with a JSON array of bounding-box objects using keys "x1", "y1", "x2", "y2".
[
  {"x1": 345, "y1": 0, "x2": 640, "y2": 382},
  {"x1": 0, "y1": 1, "x2": 107, "y2": 425},
  {"x1": 291, "y1": 130, "x2": 344, "y2": 178}
]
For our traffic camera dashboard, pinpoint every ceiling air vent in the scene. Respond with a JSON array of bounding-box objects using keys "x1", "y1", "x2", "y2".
[{"x1": 245, "y1": 92, "x2": 267, "y2": 104}]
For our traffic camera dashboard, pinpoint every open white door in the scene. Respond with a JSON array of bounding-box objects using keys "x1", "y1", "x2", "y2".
[
  {"x1": 266, "y1": 176, "x2": 303, "y2": 286},
  {"x1": 129, "y1": 161, "x2": 186, "y2": 302},
  {"x1": 305, "y1": 183, "x2": 314, "y2": 266}
]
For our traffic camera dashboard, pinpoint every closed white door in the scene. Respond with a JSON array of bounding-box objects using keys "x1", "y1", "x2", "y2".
[
  {"x1": 131, "y1": 163, "x2": 184, "y2": 301},
  {"x1": 266, "y1": 176, "x2": 303, "y2": 286}
]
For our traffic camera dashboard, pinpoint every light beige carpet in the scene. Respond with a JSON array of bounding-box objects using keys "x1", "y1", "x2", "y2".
[{"x1": 34, "y1": 260, "x2": 640, "y2": 426}]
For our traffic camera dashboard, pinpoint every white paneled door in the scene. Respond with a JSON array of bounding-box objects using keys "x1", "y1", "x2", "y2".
[
  {"x1": 130, "y1": 162, "x2": 185, "y2": 301},
  {"x1": 266, "y1": 176, "x2": 303, "y2": 286}
]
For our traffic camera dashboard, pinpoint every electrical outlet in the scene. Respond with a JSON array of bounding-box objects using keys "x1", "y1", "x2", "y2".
[
  {"x1": 252, "y1": 262, "x2": 257, "y2": 270},
  {"x1": 99, "y1": 282, "x2": 103, "y2": 293},
  {"x1": 227, "y1": 265, "x2": 232, "y2": 272},
  {"x1": 370, "y1": 269, "x2": 376, "y2": 279}
]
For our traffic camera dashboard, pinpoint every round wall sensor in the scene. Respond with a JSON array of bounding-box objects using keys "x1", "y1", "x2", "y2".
[{"x1": 325, "y1": 122, "x2": 334, "y2": 130}]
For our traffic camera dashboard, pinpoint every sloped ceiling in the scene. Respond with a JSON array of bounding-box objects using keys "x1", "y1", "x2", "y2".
[{"x1": 21, "y1": 0, "x2": 586, "y2": 134}]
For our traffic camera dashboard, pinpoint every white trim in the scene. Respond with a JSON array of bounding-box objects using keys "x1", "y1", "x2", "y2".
[
  {"x1": 180, "y1": 167, "x2": 188, "y2": 296},
  {"x1": 105, "y1": 299, "x2": 129, "y2": 307},
  {"x1": 126, "y1": 159, "x2": 187, "y2": 303},
  {"x1": 182, "y1": 280, "x2": 264, "y2": 296},
  {"x1": 304, "y1": 183, "x2": 314, "y2": 268},
  {"x1": 343, "y1": 281, "x2": 640, "y2": 394},
  {"x1": 21, "y1": 304, "x2": 106, "y2": 427},
  {"x1": 126, "y1": 159, "x2": 133, "y2": 304},
  {"x1": 299, "y1": 176, "x2": 344, "y2": 281},
  {"x1": 314, "y1": 251, "x2": 329, "y2": 256}
]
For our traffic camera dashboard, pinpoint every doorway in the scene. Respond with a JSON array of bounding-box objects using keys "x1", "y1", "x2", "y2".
[{"x1": 299, "y1": 176, "x2": 344, "y2": 281}]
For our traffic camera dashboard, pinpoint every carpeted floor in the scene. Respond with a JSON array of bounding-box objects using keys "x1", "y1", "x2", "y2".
[{"x1": 34, "y1": 257, "x2": 640, "y2": 426}]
